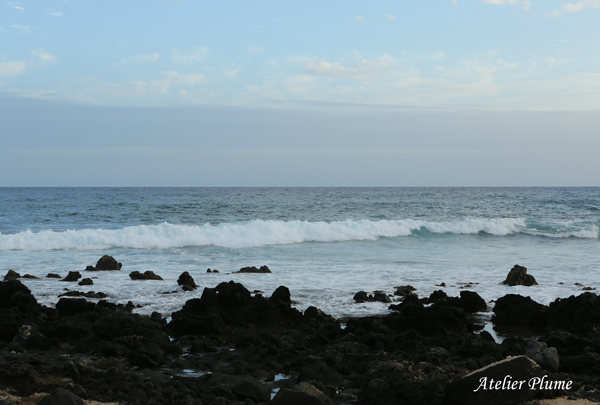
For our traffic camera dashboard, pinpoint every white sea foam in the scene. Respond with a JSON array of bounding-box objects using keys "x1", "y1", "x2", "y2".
[{"x1": 2, "y1": 217, "x2": 591, "y2": 252}]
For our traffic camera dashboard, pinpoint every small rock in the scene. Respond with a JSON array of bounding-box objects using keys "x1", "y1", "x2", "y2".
[
  {"x1": 129, "y1": 271, "x2": 163, "y2": 281},
  {"x1": 394, "y1": 285, "x2": 416, "y2": 296},
  {"x1": 177, "y1": 271, "x2": 197, "y2": 290},
  {"x1": 236, "y1": 265, "x2": 272, "y2": 273},
  {"x1": 353, "y1": 291, "x2": 368, "y2": 303},
  {"x1": 78, "y1": 278, "x2": 93, "y2": 286},
  {"x1": 22, "y1": 274, "x2": 39, "y2": 279},
  {"x1": 95, "y1": 255, "x2": 122, "y2": 271},
  {"x1": 46, "y1": 273, "x2": 62, "y2": 279},
  {"x1": 4, "y1": 270, "x2": 21, "y2": 280},
  {"x1": 502, "y1": 264, "x2": 538, "y2": 286},
  {"x1": 526, "y1": 340, "x2": 560, "y2": 372},
  {"x1": 62, "y1": 271, "x2": 82, "y2": 282}
]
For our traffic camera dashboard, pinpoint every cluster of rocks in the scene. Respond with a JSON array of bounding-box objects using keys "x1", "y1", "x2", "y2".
[{"x1": 1, "y1": 261, "x2": 600, "y2": 404}]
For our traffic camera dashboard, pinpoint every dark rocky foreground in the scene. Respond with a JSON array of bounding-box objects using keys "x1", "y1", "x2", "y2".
[{"x1": 1, "y1": 278, "x2": 600, "y2": 404}]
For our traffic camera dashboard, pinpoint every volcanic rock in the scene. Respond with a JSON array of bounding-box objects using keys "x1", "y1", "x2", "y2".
[
  {"x1": 95, "y1": 255, "x2": 122, "y2": 271},
  {"x1": 78, "y1": 278, "x2": 93, "y2": 286},
  {"x1": 236, "y1": 265, "x2": 272, "y2": 273},
  {"x1": 271, "y1": 382, "x2": 335, "y2": 405},
  {"x1": 46, "y1": 273, "x2": 62, "y2": 278},
  {"x1": 445, "y1": 356, "x2": 545, "y2": 405},
  {"x1": 4, "y1": 270, "x2": 21, "y2": 280},
  {"x1": 62, "y1": 271, "x2": 82, "y2": 282},
  {"x1": 492, "y1": 294, "x2": 547, "y2": 329},
  {"x1": 129, "y1": 270, "x2": 163, "y2": 281},
  {"x1": 177, "y1": 271, "x2": 197, "y2": 290},
  {"x1": 502, "y1": 264, "x2": 538, "y2": 286},
  {"x1": 525, "y1": 339, "x2": 559, "y2": 372},
  {"x1": 394, "y1": 285, "x2": 416, "y2": 296},
  {"x1": 546, "y1": 292, "x2": 600, "y2": 335}
]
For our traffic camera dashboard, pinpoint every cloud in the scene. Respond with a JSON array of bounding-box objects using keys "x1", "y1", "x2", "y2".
[
  {"x1": 482, "y1": 0, "x2": 531, "y2": 10},
  {"x1": 451, "y1": 0, "x2": 458, "y2": 6},
  {"x1": 247, "y1": 45, "x2": 266, "y2": 53},
  {"x1": 356, "y1": 15, "x2": 365, "y2": 22},
  {"x1": 304, "y1": 61, "x2": 382, "y2": 80},
  {"x1": 32, "y1": 49, "x2": 57, "y2": 64},
  {"x1": 172, "y1": 47, "x2": 208, "y2": 65},
  {"x1": 10, "y1": 24, "x2": 30, "y2": 32},
  {"x1": 162, "y1": 71, "x2": 206, "y2": 85},
  {"x1": 225, "y1": 65, "x2": 242, "y2": 78},
  {"x1": 7, "y1": 2, "x2": 24, "y2": 11},
  {"x1": 50, "y1": 11, "x2": 62, "y2": 17},
  {"x1": 115, "y1": 53, "x2": 160, "y2": 67},
  {"x1": 543, "y1": 10, "x2": 562, "y2": 18},
  {"x1": 562, "y1": 0, "x2": 600, "y2": 12},
  {"x1": 0, "y1": 61, "x2": 25, "y2": 76},
  {"x1": 386, "y1": 14, "x2": 396, "y2": 21}
]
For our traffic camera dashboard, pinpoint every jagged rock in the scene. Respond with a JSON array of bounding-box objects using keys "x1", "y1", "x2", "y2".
[
  {"x1": 271, "y1": 382, "x2": 335, "y2": 405},
  {"x1": 129, "y1": 271, "x2": 163, "y2": 280},
  {"x1": 38, "y1": 388, "x2": 84, "y2": 405},
  {"x1": 78, "y1": 278, "x2": 93, "y2": 286},
  {"x1": 457, "y1": 291, "x2": 487, "y2": 313},
  {"x1": 502, "y1": 264, "x2": 538, "y2": 286},
  {"x1": 546, "y1": 292, "x2": 600, "y2": 335},
  {"x1": 4, "y1": 270, "x2": 21, "y2": 280},
  {"x1": 236, "y1": 265, "x2": 272, "y2": 273},
  {"x1": 231, "y1": 376, "x2": 271, "y2": 403},
  {"x1": 271, "y1": 285, "x2": 291, "y2": 305},
  {"x1": 62, "y1": 271, "x2": 81, "y2": 282},
  {"x1": 445, "y1": 356, "x2": 545, "y2": 405},
  {"x1": 177, "y1": 271, "x2": 197, "y2": 290},
  {"x1": 0, "y1": 279, "x2": 38, "y2": 309},
  {"x1": 95, "y1": 255, "x2": 122, "y2": 270},
  {"x1": 428, "y1": 290, "x2": 448, "y2": 303},
  {"x1": 394, "y1": 285, "x2": 416, "y2": 296},
  {"x1": 353, "y1": 291, "x2": 368, "y2": 303},
  {"x1": 492, "y1": 294, "x2": 547, "y2": 329},
  {"x1": 526, "y1": 340, "x2": 559, "y2": 372}
]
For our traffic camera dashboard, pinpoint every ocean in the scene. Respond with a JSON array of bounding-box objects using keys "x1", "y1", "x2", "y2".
[{"x1": 1, "y1": 187, "x2": 599, "y2": 322}]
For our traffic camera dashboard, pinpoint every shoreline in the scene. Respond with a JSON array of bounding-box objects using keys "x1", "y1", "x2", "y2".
[{"x1": 2, "y1": 263, "x2": 600, "y2": 404}]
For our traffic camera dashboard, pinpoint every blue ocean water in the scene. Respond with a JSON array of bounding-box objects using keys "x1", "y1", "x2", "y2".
[{"x1": 1, "y1": 187, "x2": 599, "y2": 318}]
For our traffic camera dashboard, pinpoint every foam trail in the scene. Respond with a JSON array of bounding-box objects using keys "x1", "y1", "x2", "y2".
[{"x1": 1, "y1": 217, "x2": 595, "y2": 252}]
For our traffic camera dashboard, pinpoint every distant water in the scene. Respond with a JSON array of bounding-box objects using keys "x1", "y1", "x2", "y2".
[{"x1": 1, "y1": 187, "x2": 599, "y2": 319}]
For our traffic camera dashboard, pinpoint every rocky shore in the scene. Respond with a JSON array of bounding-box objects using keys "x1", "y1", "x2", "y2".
[{"x1": 2, "y1": 262, "x2": 600, "y2": 404}]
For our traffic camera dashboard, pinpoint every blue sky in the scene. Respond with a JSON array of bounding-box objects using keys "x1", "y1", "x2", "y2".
[{"x1": 1, "y1": 1, "x2": 599, "y2": 186}]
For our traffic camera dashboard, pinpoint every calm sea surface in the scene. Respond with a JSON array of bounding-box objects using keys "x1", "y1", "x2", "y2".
[{"x1": 1, "y1": 187, "x2": 599, "y2": 319}]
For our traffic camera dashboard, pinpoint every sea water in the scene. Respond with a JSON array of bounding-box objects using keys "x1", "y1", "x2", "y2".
[{"x1": 1, "y1": 187, "x2": 599, "y2": 319}]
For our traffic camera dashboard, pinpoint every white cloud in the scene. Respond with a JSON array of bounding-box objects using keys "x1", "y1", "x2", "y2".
[
  {"x1": 7, "y1": 2, "x2": 24, "y2": 11},
  {"x1": 247, "y1": 45, "x2": 266, "y2": 53},
  {"x1": 356, "y1": 15, "x2": 365, "y2": 22},
  {"x1": 115, "y1": 53, "x2": 160, "y2": 67},
  {"x1": 0, "y1": 61, "x2": 25, "y2": 76},
  {"x1": 562, "y1": 0, "x2": 600, "y2": 12},
  {"x1": 162, "y1": 71, "x2": 206, "y2": 85},
  {"x1": 544, "y1": 57, "x2": 569, "y2": 66},
  {"x1": 482, "y1": 0, "x2": 531, "y2": 10},
  {"x1": 543, "y1": 10, "x2": 562, "y2": 18},
  {"x1": 50, "y1": 11, "x2": 62, "y2": 17},
  {"x1": 225, "y1": 65, "x2": 242, "y2": 78},
  {"x1": 10, "y1": 24, "x2": 30, "y2": 32},
  {"x1": 451, "y1": 0, "x2": 458, "y2": 6},
  {"x1": 172, "y1": 47, "x2": 208, "y2": 65},
  {"x1": 304, "y1": 61, "x2": 382, "y2": 80},
  {"x1": 32, "y1": 49, "x2": 57, "y2": 64},
  {"x1": 386, "y1": 14, "x2": 396, "y2": 21},
  {"x1": 432, "y1": 51, "x2": 445, "y2": 60}
]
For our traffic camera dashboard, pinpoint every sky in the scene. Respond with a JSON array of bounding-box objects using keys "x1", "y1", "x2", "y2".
[{"x1": 1, "y1": 0, "x2": 599, "y2": 186}]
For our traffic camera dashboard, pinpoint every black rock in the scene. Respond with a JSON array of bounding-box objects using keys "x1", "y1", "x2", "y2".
[
  {"x1": 457, "y1": 291, "x2": 487, "y2": 313},
  {"x1": 492, "y1": 294, "x2": 547, "y2": 329},
  {"x1": 237, "y1": 265, "x2": 272, "y2": 273},
  {"x1": 38, "y1": 388, "x2": 84, "y2": 405},
  {"x1": 62, "y1": 271, "x2": 82, "y2": 282},
  {"x1": 502, "y1": 264, "x2": 538, "y2": 286},
  {"x1": 46, "y1": 273, "x2": 62, "y2": 279},
  {"x1": 546, "y1": 292, "x2": 600, "y2": 335},
  {"x1": 78, "y1": 278, "x2": 93, "y2": 286},
  {"x1": 129, "y1": 271, "x2": 163, "y2": 280},
  {"x1": 271, "y1": 286, "x2": 291, "y2": 305},
  {"x1": 4, "y1": 270, "x2": 21, "y2": 280},
  {"x1": 95, "y1": 255, "x2": 122, "y2": 270},
  {"x1": 353, "y1": 291, "x2": 368, "y2": 303},
  {"x1": 177, "y1": 271, "x2": 198, "y2": 290}
]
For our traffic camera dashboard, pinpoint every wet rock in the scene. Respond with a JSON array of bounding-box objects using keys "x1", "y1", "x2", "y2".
[
  {"x1": 373, "y1": 292, "x2": 392, "y2": 303},
  {"x1": 62, "y1": 271, "x2": 82, "y2": 282},
  {"x1": 231, "y1": 376, "x2": 271, "y2": 403},
  {"x1": 546, "y1": 292, "x2": 600, "y2": 335},
  {"x1": 84, "y1": 265, "x2": 96, "y2": 271},
  {"x1": 46, "y1": 273, "x2": 61, "y2": 279},
  {"x1": 95, "y1": 255, "x2": 122, "y2": 270},
  {"x1": 271, "y1": 286, "x2": 291, "y2": 305},
  {"x1": 526, "y1": 340, "x2": 559, "y2": 372},
  {"x1": 129, "y1": 271, "x2": 163, "y2": 281},
  {"x1": 0, "y1": 279, "x2": 38, "y2": 309},
  {"x1": 457, "y1": 291, "x2": 487, "y2": 313},
  {"x1": 492, "y1": 294, "x2": 547, "y2": 329},
  {"x1": 4, "y1": 270, "x2": 21, "y2": 280},
  {"x1": 23, "y1": 274, "x2": 38, "y2": 279},
  {"x1": 353, "y1": 291, "x2": 368, "y2": 303},
  {"x1": 428, "y1": 290, "x2": 448, "y2": 304},
  {"x1": 58, "y1": 290, "x2": 108, "y2": 299},
  {"x1": 78, "y1": 278, "x2": 93, "y2": 286},
  {"x1": 236, "y1": 265, "x2": 272, "y2": 274},
  {"x1": 502, "y1": 264, "x2": 538, "y2": 286},
  {"x1": 38, "y1": 388, "x2": 84, "y2": 405},
  {"x1": 55, "y1": 297, "x2": 96, "y2": 317},
  {"x1": 394, "y1": 285, "x2": 416, "y2": 296},
  {"x1": 445, "y1": 356, "x2": 545, "y2": 405},
  {"x1": 177, "y1": 271, "x2": 198, "y2": 290},
  {"x1": 270, "y1": 382, "x2": 334, "y2": 405}
]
